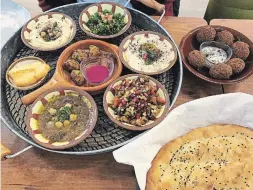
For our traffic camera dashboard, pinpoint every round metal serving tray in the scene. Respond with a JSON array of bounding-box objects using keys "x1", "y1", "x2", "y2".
[{"x1": 1, "y1": 3, "x2": 183, "y2": 155}]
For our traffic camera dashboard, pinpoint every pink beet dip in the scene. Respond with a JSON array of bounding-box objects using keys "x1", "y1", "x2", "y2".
[{"x1": 85, "y1": 65, "x2": 110, "y2": 83}]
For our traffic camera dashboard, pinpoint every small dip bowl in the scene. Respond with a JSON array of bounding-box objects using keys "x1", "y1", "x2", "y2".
[
  {"x1": 6, "y1": 56, "x2": 50, "y2": 90},
  {"x1": 81, "y1": 57, "x2": 115, "y2": 85},
  {"x1": 200, "y1": 41, "x2": 232, "y2": 68},
  {"x1": 26, "y1": 87, "x2": 98, "y2": 150},
  {"x1": 103, "y1": 74, "x2": 170, "y2": 131}
]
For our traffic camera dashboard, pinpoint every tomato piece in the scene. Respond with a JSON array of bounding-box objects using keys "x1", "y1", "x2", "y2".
[
  {"x1": 135, "y1": 90, "x2": 140, "y2": 95},
  {"x1": 113, "y1": 97, "x2": 120, "y2": 107},
  {"x1": 136, "y1": 113, "x2": 141, "y2": 119},
  {"x1": 121, "y1": 99, "x2": 126, "y2": 105},
  {"x1": 157, "y1": 97, "x2": 166, "y2": 104},
  {"x1": 114, "y1": 85, "x2": 121, "y2": 91},
  {"x1": 150, "y1": 96, "x2": 157, "y2": 104},
  {"x1": 151, "y1": 87, "x2": 157, "y2": 95},
  {"x1": 143, "y1": 53, "x2": 148, "y2": 60}
]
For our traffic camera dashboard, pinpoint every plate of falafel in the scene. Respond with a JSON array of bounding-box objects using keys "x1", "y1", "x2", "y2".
[{"x1": 180, "y1": 25, "x2": 253, "y2": 84}]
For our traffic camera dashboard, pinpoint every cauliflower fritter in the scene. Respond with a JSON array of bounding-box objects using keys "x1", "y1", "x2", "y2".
[
  {"x1": 71, "y1": 49, "x2": 89, "y2": 63},
  {"x1": 70, "y1": 70, "x2": 85, "y2": 86},
  {"x1": 89, "y1": 45, "x2": 100, "y2": 57},
  {"x1": 63, "y1": 59, "x2": 80, "y2": 72}
]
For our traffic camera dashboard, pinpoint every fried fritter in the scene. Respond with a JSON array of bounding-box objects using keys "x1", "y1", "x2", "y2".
[
  {"x1": 70, "y1": 70, "x2": 85, "y2": 86},
  {"x1": 209, "y1": 63, "x2": 233, "y2": 79},
  {"x1": 196, "y1": 26, "x2": 216, "y2": 43},
  {"x1": 231, "y1": 41, "x2": 250, "y2": 60},
  {"x1": 226, "y1": 58, "x2": 245, "y2": 74},
  {"x1": 216, "y1": 30, "x2": 234, "y2": 46},
  {"x1": 188, "y1": 50, "x2": 206, "y2": 69}
]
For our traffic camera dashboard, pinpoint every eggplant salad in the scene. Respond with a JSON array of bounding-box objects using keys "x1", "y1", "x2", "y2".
[{"x1": 110, "y1": 77, "x2": 166, "y2": 126}]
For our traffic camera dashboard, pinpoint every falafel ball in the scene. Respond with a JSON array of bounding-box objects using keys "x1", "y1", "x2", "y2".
[
  {"x1": 71, "y1": 49, "x2": 89, "y2": 63},
  {"x1": 231, "y1": 41, "x2": 250, "y2": 60},
  {"x1": 188, "y1": 50, "x2": 206, "y2": 69},
  {"x1": 226, "y1": 58, "x2": 245, "y2": 74},
  {"x1": 70, "y1": 70, "x2": 85, "y2": 86},
  {"x1": 196, "y1": 26, "x2": 216, "y2": 43},
  {"x1": 209, "y1": 63, "x2": 233, "y2": 79},
  {"x1": 216, "y1": 30, "x2": 234, "y2": 46},
  {"x1": 63, "y1": 59, "x2": 80, "y2": 72}
]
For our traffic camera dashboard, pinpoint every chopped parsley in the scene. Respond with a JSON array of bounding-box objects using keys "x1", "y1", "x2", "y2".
[{"x1": 86, "y1": 10, "x2": 126, "y2": 35}]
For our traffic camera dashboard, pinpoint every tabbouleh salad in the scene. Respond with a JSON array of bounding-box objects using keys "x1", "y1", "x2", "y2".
[{"x1": 86, "y1": 10, "x2": 126, "y2": 35}]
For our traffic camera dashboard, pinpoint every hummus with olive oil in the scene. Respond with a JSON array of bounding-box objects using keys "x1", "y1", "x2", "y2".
[
  {"x1": 122, "y1": 34, "x2": 176, "y2": 73},
  {"x1": 24, "y1": 14, "x2": 74, "y2": 49}
]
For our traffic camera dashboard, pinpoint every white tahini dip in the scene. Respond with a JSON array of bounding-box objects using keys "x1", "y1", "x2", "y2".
[
  {"x1": 201, "y1": 46, "x2": 228, "y2": 64},
  {"x1": 24, "y1": 14, "x2": 74, "y2": 49},
  {"x1": 123, "y1": 34, "x2": 176, "y2": 73}
]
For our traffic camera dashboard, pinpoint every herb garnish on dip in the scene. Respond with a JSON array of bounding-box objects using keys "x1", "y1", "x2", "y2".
[
  {"x1": 23, "y1": 13, "x2": 75, "y2": 50},
  {"x1": 40, "y1": 21, "x2": 62, "y2": 42},
  {"x1": 140, "y1": 42, "x2": 162, "y2": 65}
]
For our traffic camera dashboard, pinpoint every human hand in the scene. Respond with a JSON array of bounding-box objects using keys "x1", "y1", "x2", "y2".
[{"x1": 156, "y1": 3, "x2": 165, "y2": 14}]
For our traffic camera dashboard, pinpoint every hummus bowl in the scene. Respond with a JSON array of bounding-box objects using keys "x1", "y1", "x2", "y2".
[
  {"x1": 21, "y1": 12, "x2": 76, "y2": 51},
  {"x1": 103, "y1": 74, "x2": 170, "y2": 131},
  {"x1": 79, "y1": 2, "x2": 132, "y2": 39},
  {"x1": 119, "y1": 31, "x2": 178, "y2": 75},
  {"x1": 26, "y1": 87, "x2": 98, "y2": 150}
]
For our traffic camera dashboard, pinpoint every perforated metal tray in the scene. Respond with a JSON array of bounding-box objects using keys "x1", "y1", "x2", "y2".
[{"x1": 1, "y1": 3, "x2": 183, "y2": 155}]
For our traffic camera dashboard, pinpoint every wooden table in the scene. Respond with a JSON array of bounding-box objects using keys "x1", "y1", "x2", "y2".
[{"x1": 2, "y1": 2, "x2": 253, "y2": 190}]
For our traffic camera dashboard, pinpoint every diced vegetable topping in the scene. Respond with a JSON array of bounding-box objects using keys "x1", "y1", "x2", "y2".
[
  {"x1": 109, "y1": 77, "x2": 166, "y2": 126},
  {"x1": 140, "y1": 42, "x2": 162, "y2": 65}
]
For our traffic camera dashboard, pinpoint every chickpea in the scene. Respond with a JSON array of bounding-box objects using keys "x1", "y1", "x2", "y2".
[
  {"x1": 65, "y1": 103, "x2": 72, "y2": 108},
  {"x1": 55, "y1": 121, "x2": 63, "y2": 128},
  {"x1": 49, "y1": 33, "x2": 53, "y2": 37},
  {"x1": 40, "y1": 31, "x2": 46, "y2": 37},
  {"x1": 55, "y1": 32, "x2": 62, "y2": 38},
  {"x1": 70, "y1": 114, "x2": 77, "y2": 121},
  {"x1": 63, "y1": 120, "x2": 70, "y2": 127},
  {"x1": 51, "y1": 117, "x2": 57, "y2": 122},
  {"x1": 48, "y1": 108, "x2": 57, "y2": 115},
  {"x1": 46, "y1": 121, "x2": 54, "y2": 129}
]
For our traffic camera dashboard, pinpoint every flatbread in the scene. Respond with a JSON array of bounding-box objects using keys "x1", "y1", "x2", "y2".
[{"x1": 146, "y1": 124, "x2": 253, "y2": 190}]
